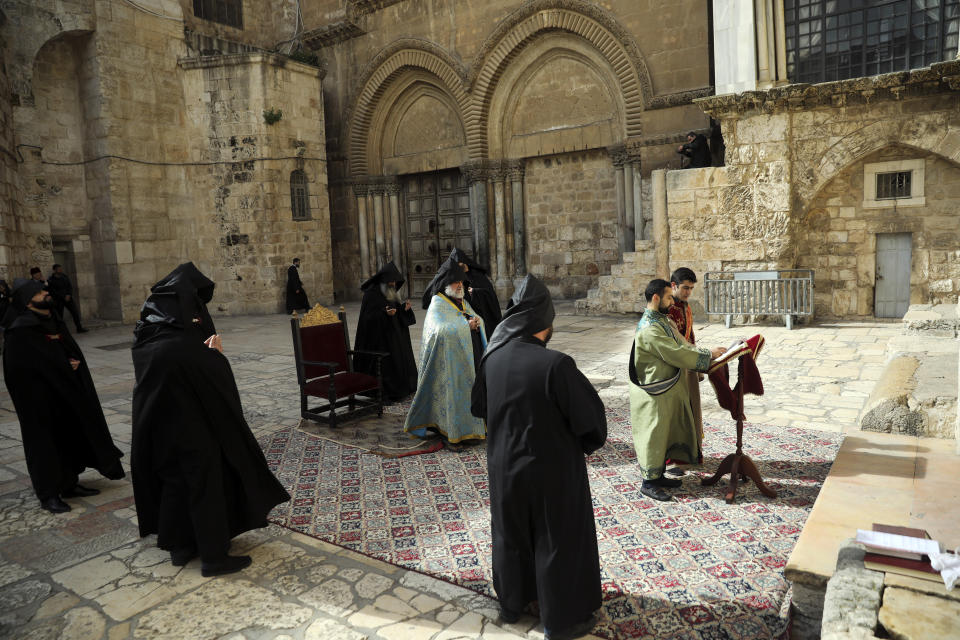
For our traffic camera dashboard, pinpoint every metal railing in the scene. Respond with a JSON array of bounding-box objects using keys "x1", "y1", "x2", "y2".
[{"x1": 704, "y1": 270, "x2": 814, "y2": 330}]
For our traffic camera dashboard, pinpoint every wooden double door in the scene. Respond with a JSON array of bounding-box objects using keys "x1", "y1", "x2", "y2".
[{"x1": 403, "y1": 170, "x2": 473, "y2": 297}]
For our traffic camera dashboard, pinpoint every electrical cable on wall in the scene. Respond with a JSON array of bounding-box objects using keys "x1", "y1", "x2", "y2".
[
  {"x1": 13, "y1": 144, "x2": 324, "y2": 167},
  {"x1": 122, "y1": 0, "x2": 183, "y2": 23}
]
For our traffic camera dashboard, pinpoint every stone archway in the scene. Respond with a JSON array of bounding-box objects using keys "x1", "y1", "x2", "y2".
[
  {"x1": 798, "y1": 119, "x2": 960, "y2": 209},
  {"x1": 486, "y1": 31, "x2": 625, "y2": 159},
  {"x1": 346, "y1": 39, "x2": 471, "y2": 177},
  {"x1": 468, "y1": 0, "x2": 653, "y2": 158}
]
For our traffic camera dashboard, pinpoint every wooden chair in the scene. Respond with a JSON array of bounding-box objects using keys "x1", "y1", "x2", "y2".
[{"x1": 291, "y1": 304, "x2": 386, "y2": 428}]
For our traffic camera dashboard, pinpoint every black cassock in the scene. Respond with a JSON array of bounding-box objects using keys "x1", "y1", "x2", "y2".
[
  {"x1": 472, "y1": 275, "x2": 606, "y2": 631},
  {"x1": 285, "y1": 264, "x2": 310, "y2": 313},
  {"x1": 354, "y1": 262, "x2": 418, "y2": 401},
  {"x1": 2, "y1": 284, "x2": 124, "y2": 501},
  {"x1": 131, "y1": 263, "x2": 290, "y2": 562}
]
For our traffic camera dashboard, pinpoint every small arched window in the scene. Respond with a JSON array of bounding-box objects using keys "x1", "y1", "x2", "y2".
[{"x1": 290, "y1": 170, "x2": 310, "y2": 221}]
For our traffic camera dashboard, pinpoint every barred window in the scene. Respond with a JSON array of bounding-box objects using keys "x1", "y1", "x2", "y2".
[
  {"x1": 785, "y1": 0, "x2": 960, "y2": 84},
  {"x1": 193, "y1": 0, "x2": 243, "y2": 29},
  {"x1": 291, "y1": 171, "x2": 310, "y2": 221},
  {"x1": 876, "y1": 171, "x2": 912, "y2": 199}
]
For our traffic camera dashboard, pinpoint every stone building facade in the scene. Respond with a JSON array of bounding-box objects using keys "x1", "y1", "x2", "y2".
[
  {"x1": 582, "y1": 1, "x2": 960, "y2": 320},
  {"x1": 305, "y1": 0, "x2": 713, "y2": 300},
  {"x1": 0, "y1": 0, "x2": 333, "y2": 322}
]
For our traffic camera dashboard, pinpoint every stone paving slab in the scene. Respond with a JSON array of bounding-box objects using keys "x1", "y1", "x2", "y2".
[{"x1": 0, "y1": 305, "x2": 902, "y2": 639}]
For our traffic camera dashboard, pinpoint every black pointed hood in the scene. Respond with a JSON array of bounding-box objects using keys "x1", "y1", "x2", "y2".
[
  {"x1": 420, "y1": 258, "x2": 468, "y2": 309},
  {"x1": 135, "y1": 262, "x2": 216, "y2": 339},
  {"x1": 449, "y1": 247, "x2": 488, "y2": 275},
  {"x1": 361, "y1": 261, "x2": 405, "y2": 291},
  {"x1": 480, "y1": 274, "x2": 554, "y2": 365}
]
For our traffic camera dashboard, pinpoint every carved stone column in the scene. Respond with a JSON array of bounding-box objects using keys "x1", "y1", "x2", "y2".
[
  {"x1": 652, "y1": 169, "x2": 669, "y2": 277},
  {"x1": 462, "y1": 160, "x2": 490, "y2": 268},
  {"x1": 387, "y1": 182, "x2": 402, "y2": 267},
  {"x1": 623, "y1": 161, "x2": 636, "y2": 251},
  {"x1": 491, "y1": 165, "x2": 509, "y2": 288},
  {"x1": 372, "y1": 185, "x2": 386, "y2": 265},
  {"x1": 608, "y1": 145, "x2": 629, "y2": 253},
  {"x1": 353, "y1": 183, "x2": 371, "y2": 277},
  {"x1": 364, "y1": 189, "x2": 377, "y2": 272},
  {"x1": 507, "y1": 160, "x2": 526, "y2": 276}
]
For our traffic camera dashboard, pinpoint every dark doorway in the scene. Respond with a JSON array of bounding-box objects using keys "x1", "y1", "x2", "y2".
[{"x1": 402, "y1": 170, "x2": 472, "y2": 297}]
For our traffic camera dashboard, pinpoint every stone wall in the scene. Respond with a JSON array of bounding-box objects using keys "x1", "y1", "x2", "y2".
[
  {"x1": 3, "y1": 1, "x2": 333, "y2": 322},
  {"x1": 309, "y1": 0, "x2": 713, "y2": 299},
  {"x1": 0, "y1": 20, "x2": 25, "y2": 283},
  {"x1": 668, "y1": 61, "x2": 960, "y2": 320},
  {"x1": 798, "y1": 148, "x2": 960, "y2": 318},
  {"x1": 524, "y1": 149, "x2": 618, "y2": 298}
]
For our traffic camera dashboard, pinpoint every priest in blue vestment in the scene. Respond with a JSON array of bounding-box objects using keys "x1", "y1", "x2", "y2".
[{"x1": 404, "y1": 259, "x2": 486, "y2": 448}]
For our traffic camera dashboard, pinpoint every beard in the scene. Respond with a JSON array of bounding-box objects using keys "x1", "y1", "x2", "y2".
[
  {"x1": 380, "y1": 283, "x2": 401, "y2": 303},
  {"x1": 444, "y1": 284, "x2": 464, "y2": 300},
  {"x1": 658, "y1": 301, "x2": 672, "y2": 313}
]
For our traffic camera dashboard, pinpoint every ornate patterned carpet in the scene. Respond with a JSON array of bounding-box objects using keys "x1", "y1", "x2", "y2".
[{"x1": 262, "y1": 406, "x2": 841, "y2": 640}]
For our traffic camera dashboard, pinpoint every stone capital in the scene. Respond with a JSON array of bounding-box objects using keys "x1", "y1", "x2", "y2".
[
  {"x1": 505, "y1": 159, "x2": 525, "y2": 181},
  {"x1": 607, "y1": 144, "x2": 628, "y2": 167},
  {"x1": 461, "y1": 160, "x2": 491, "y2": 184}
]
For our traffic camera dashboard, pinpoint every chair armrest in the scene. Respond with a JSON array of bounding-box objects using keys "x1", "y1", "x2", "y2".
[
  {"x1": 349, "y1": 350, "x2": 390, "y2": 359},
  {"x1": 300, "y1": 360, "x2": 339, "y2": 369}
]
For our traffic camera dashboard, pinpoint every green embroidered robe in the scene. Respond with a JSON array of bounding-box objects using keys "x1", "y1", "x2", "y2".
[{"x1": 629, "y1": 309, "x2": 711, "y2": 480}]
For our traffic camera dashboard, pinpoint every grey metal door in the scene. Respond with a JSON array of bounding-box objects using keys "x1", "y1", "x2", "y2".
[
  {"x1": 875, "y1": 233, "x2": 912, "y2": 318},
  {"x1": 402, "y1": 170, "x2": 472, "y2": 298}
]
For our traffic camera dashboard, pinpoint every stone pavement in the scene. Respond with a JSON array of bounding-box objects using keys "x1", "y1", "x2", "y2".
[{"x1": 0, "y1": 303, "x2": 901, "y2": 640}]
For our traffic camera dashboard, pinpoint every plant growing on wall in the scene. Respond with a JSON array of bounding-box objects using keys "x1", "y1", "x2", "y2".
[{"x1": 263, "y1": 108, "x2": 283, "y2": 125}]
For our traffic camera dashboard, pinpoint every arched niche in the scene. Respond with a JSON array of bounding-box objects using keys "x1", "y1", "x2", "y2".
[
  {"x1": 468, "y1": 1, "x2": 651, "y2": 157},
  {"x1": 487, "y1": 33, "x2": 623, "y2": 159},
  {"x1": 372, "y1": 73, "x2": 468, "y2": 175},
  {"x1": 346, "y1": 41, "x2": 470, "y2": 177}
]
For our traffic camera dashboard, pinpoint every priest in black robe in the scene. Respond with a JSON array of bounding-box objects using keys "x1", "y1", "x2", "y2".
[
  {"x1": 423, "y1": 248, "x2": 502, "y2": 339},
  {"x1": 2, "y1": 278, "x2": 125, "y2": 513},
  {"x1": 131, "y1": 263, "x2": 290, "y2": 577},
  {"x1": 471, "y1": 274, "x2": 606, "y2": 640},
  {"x1": 354, "y1": 261, "x2": 418, "y2": 402},
  {"x1": 285, "y1": 257, "x2": 310, "y2": 313}
]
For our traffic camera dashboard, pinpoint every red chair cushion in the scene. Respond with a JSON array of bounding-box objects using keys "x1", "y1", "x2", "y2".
[
  {"x1": 305, "y1": 372, "x2": 379, "y2": 399},
  {"x1": 300, "y1": 323, "x2": 348, "y2": 379}
]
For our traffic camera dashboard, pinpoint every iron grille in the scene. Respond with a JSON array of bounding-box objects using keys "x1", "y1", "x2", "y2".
[
  {"x1": 193, "y1": 0, "x2": 243, "y2": 29},
  {"x1": 785, "y1": 0, "x2": 960, "y2": 83},
  {"x1": 291, "y1": 171, "x2": 311, "y2": 221},
  {"x1": 875, "y1": 170, "x2": 912, "y2": 199}
]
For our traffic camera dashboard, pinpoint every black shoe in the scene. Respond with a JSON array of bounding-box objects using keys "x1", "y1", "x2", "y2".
[
  {"x1": 640, "y1": 482, "x2": 672, "y2": 502},
  {"x1": 62, "y1": 484, "x2": 100, "y2": 498},
  {"x1": 171, "y1": 547, "x2": 198, "y2": 567},
  {"x1": 40, "y1": 497, "x2": 72, "y2": 513},
  {"x1": 651, "y1": 476, "x2": 682, "y2": 489},
  {"x1": 545, "y1": 614, "x2": 598, "y2": 640},
  {"x1": 664, "y1": 466, "x2": 687, "y2": 478},
  {"x1": 498, "y1": 607, "x2": 521, "y2": 624},
  {"x1": 201, "y1": 554, "x2": 252, "y2": 577},
  {"x1": 76, "y1": 328, "x2": 89, "y2": 333}
]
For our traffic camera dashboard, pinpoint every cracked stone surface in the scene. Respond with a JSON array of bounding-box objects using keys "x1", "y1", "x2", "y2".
[{"x1": 0, "y1": 306, "x2": 903, "y2": 639}]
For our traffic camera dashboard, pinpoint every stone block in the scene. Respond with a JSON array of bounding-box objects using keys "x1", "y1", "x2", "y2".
[{"x1": 878, "y1": 587, "x2": 960, "y2": 640}]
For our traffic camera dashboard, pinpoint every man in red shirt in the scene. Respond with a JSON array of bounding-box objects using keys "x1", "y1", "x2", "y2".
[{"x1": 665, "y1": 267, "x2": 702, "y2": 476}]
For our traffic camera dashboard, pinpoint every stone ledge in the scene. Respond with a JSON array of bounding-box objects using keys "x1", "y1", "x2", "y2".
[
  {"x1": 784, "y1": 432, "x2": 960, "y2": 639},
  {"x1": 902, "y1": 304, "x2": 959, "y2": 338},
  {"x1": 697, "y1": 60, "x2": 960, "y2": 118}
]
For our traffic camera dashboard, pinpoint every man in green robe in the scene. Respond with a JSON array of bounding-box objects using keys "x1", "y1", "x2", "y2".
[{"x1": 629, "y1": 279, "x2": 725, "y2": 501}]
